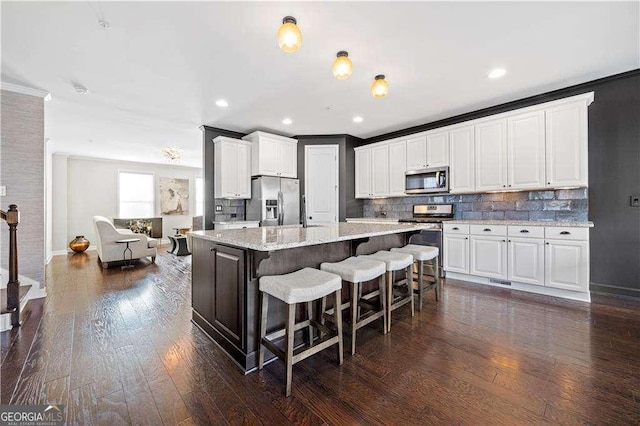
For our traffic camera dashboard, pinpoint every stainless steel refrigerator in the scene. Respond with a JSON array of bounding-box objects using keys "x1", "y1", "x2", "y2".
[{"x1": 246, "y1": 177, "x2": 300, "y2": 226}]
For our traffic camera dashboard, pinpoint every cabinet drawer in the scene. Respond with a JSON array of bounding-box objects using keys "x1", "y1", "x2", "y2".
[
  {"x1": 444, "y1": 224, "x2": 469, "y2": 234},
  {"x1": 507, "y1": 226, "x2": 544, "y2": 239},
  {"x1": 545, "y1": 227, "x2": 589, "y2": 241},
  {"x1": 470, "y1": 224, "x2": 507, "y2": 236}
]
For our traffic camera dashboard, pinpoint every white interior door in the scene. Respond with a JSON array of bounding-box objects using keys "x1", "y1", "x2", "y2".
[{"x1": 305, "y1": 145, "x2": 338, "y2": 224}]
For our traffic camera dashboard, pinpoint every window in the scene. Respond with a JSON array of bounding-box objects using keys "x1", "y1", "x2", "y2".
[
  {"x1": 119, "y1": 171, "x2": 154, "y2": 218},
  {"x1": 195, "y1": 177, "x2": 204, "y2": 216}
]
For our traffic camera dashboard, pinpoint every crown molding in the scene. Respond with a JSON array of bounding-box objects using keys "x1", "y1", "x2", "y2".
[{"x1": 1, "y1": 82, "x2": 51, "y2": 101}]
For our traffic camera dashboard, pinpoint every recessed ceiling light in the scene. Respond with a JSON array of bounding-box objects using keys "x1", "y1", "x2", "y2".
[
  {"x1": 282, "y1": 117, "x2": 293, "y2": 125},
  {"x1": 353, "y1": 116, "x2": 363, "y2": 123},
  {"x1": 215, "y1": 99, "x2": 228, "y2": 108},
  {"x1": 98, "y1": 20, "x2": 111, "y2": 30},
  {"x1": 488, "y1": 68, "x2": 506, "y2": 79}
]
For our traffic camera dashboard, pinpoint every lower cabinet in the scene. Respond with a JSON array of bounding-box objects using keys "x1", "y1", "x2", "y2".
[
  {"x1": 508, "y1": 237, "x2": 545, "y2": 286},
  {"x1": 444, "y1": 224, "x2": 590, "y2": 296},
  {"x1": 470, "y1": 235, "x2": 507, "y2": 280},
  {"x1": 545, "y1": 239, "x2": 589, "y2": 292},
  {"x1": 444, "y1": 234, "x2": 469, "y2": 274},
  {"x1": 192, "y1": 239, "x2": 246, "y2": 351}
]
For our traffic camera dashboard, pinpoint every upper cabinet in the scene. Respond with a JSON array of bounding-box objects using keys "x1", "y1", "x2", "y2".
[
  {"x1": 388, "y1": 140, "x2": 407, "y2": 196},
  {"x1": 426, "y1": 131, "x2": 450, "y2": 168},
  {"x1": 545, "y1": 102, "x2": 588, "y2": 188},
  {"x1": 242, "y1": 131, "x2": 298, "y2": 178},
  {"x1": 214, "y1": 137, "x2": 252, "y2": 199},
  {"x1": 405, "y1": 132, "x2": 449, "y2": 171},
  {"x1": 449, "y1": 125, "x2": 475, "y2": 193},
  {"x1": 507, "y1": 110, "x2": 546, "y2": 190},
  {"x1": 352, "y1": 92, "x2": 593, "y2": 198},
  {"x1": 475, "y1": 119, "x2": 508, "y2": 191}
]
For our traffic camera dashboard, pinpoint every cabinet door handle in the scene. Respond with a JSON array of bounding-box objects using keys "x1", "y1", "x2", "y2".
[
  {"x1": 508, "y1": 239, "x2": 511, "y2": 242},
  {"x1": 520, "y1": 229, "x2": 529, "y2": 233},
  {"x1": 503, "y1": 185, "x2": 506, "y2": 188},
  {"x1": 508, "y1": 185, "x2": 512, "y2": 187},
  {"x1": 546, "y1": 242, "x2": 550, "y2": 245},
  {"x1": 452, "y1": 227, "x2": 459, "y2": 230},
  {"x1": 560, "y1": 231, "x2": 571, "y2": 235},
  {"x1": 547, "y1": 182, "x2": 551, "y2": 185},
  {"x1": 483, "y1": 228, "x2": 492, "y2": 232},
  {"x1": 502, "y1": 239, "x2": 506, "y2": 242},
  {"x1": 210, "y1": 247, "x2": 216, "y2": 252}
]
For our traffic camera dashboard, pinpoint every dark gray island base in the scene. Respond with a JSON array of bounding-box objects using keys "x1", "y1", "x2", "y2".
[{"x1": 190, "y1": 223, "x2": 426, "y2": 373}]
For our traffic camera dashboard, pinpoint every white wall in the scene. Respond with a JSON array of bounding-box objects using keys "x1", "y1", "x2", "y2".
[{"x1": 52, "y1": 155, "x2": 202, "y2": 253}]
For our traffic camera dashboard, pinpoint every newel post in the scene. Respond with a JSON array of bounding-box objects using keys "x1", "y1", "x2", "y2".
[{"x1": 3, "y1": 204, "x2": 21, "y2": 327}]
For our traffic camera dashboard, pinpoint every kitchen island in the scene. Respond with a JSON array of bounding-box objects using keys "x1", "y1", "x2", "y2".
[{"x1": 190, "y1": 223, "x2": 427, "y2": 372}]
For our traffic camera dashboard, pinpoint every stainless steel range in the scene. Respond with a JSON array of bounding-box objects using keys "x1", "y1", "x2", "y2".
[{"x1": 399, "y1": 204, "x2": 455, "y2": 277}]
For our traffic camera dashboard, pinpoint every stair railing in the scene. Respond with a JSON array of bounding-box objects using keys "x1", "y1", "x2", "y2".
[{"x1": 1, "y1": 204, "x2": 20, "y2": 327}]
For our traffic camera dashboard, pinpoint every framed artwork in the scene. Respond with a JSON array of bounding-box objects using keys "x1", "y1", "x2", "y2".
[{"x1": 160, "y1": 177, "x2": 189, "y2": 215}]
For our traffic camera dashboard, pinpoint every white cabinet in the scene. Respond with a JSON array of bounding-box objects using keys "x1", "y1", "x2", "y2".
[
  {"x1": 449, "y1": 125, "x2": 475, "y2": 193},
  {"x1": 243, "y1": 131, "x2": 298, "y2": 178},
  {"x1": 444, "y1": 234, "x2": 469, "y2": 274},
  {"x1": 405, "y1": 132, "x2": 449, "y2": 170},
  {"x1": 545, "y1": 240, "x2": 589, "y2": 292},
  {"x1": 355, "y1": 148, "x2": 372, "y2": 198},
  {"x1": 371, "y1": 145, "x2": 390, "y2": 196},
  {"x1": 507, "y1": 111, "x2": 546, "y2": 190},
  {"x1": 475, "y1": 119, "x2": 508, "y2": 191},
  {"x1": 426, "y1": 131, "x2": 449, "y2": 168},
  {"x1": 214, "y1": 137, "x2": 252, "y2": 199},
  {"x1": 508, "y1": 237, "x2": 545, "y2": 286},
  {"x1": 388, "y1": 140, "x2": 407, "y2": 196},
  {"x1": 405, "y1": 135, "x2": 427, "y2": 170},
  {"x1": 545, "y1": 102, "x2": 588, "y2": 187},
  {"x1": 470, "y1": 235, "x2": 508, "y2": 280}
]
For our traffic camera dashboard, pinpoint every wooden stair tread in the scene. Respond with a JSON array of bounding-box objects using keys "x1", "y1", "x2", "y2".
[{"x1": 0, "y1": 285, "x2": 32, "y2": 314}]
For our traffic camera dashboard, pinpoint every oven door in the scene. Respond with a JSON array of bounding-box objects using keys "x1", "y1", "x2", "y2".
[{"x1": 405, "y1": 167, "x2": 449, "y2": 194}]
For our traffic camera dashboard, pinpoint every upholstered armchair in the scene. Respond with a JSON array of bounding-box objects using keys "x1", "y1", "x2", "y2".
[{"x1": 93, "y1": 216, "x2": 158, "y2": 268}]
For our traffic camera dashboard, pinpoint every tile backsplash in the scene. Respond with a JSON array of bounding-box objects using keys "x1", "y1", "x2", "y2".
[
  {"x1": 213, "y1": 199, "x2": 246, "y2": 222},
  {"x1": 362, "y1": 188, "x2": 588, "y2": 222}
]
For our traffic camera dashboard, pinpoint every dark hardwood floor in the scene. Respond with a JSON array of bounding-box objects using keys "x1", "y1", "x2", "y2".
[{"x1": 1, "y1": 246, "x2": 639, "y2": 425}]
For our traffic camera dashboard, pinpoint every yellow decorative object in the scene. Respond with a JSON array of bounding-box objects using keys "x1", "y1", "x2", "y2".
[
  {"x1": 332, "y1": 51, "x2": 353, "y2": 79},
  {"x1": 69, "y1": 235, "x2": 90, "y2": 253},
  {"x1": 277, "y1": 16, "x2": 303, "y2": 53},
  {"x1": 371, "y1": 74, "x2": 389, "y2": 98}
]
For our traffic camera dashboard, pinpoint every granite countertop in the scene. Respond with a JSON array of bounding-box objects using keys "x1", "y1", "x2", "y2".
[
  {"x1": 213, "y1": 220, "x2": 260, "y2": 225},
  {"x1": 345, "y1": 217, "x2": 400, "y2": 223},
  {"x1": 190, "y1": 222, "x2": 430, "y2": 251},
  {"x1": 446, "y1": 219, "x2": 594, "y2": 228}
]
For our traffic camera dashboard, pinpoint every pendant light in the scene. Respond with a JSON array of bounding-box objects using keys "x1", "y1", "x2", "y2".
[
  {"x1": 332, "y1": 51, "x2": 353, "y2": 80},
  {"x1": 277, "y1": 16, "x2": 303, "y2": 53},
  {"x1": 371, "y1": 74, "x2": 389, "y2": 98}
]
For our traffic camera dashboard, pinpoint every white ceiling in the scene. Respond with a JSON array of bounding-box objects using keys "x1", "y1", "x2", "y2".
[{"x1": 2, "y1": 2, "x2": 639, "y2": 168}]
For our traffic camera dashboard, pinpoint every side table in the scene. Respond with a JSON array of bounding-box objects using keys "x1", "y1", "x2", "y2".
[
  {"x1": 168, "y1": 235, "x2": 191, "y2": 256},
  {"x1": 116, "y1": 238, "x2": 140, "y2": 269}
]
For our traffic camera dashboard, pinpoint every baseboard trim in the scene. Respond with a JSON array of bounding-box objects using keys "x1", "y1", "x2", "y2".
[{"x1": 590, "y1": 282, "x2": 639, "y2": 299}]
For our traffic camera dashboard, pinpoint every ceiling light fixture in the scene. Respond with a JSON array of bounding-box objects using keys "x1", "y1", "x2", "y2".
[
  {"x1": 215, "y1": 99, "x2": 228, "y2": 108},
  {"x1": 73, "y1": 83, "x2": 89, "y2": 95},
  {"x1": 371, "y1": 75, "x2": 389, "y2": 98},
  {"x1": 282, "y1": 117, "x2": 293, "y2": 125},
  {"x1": 161, "y1": 147, "x2": 183, "y2": 162},
  {"x1": 332, "y1": 51, "x2": 353, "y2": 80},
  {"x1": 98, "y1": 20, "x2": 111, "y2": 30},
  {"x1": 277, "y1": 16, "x2": 303, "y2": 53},
  {"x1": 353, "y1": 116, "x2": 363, "y2": 123},
  {"x1": 488, "y1": 68, "x2": 506, "y2": 79}
]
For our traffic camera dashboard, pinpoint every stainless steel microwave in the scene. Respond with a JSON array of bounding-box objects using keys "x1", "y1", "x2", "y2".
[{"x1": 405, "y1": 166, "x2": 449, "y2": 194}]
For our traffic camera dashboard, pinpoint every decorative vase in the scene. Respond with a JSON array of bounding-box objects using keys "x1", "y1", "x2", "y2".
[{"x1": 69, "y1": 236, "x2": 90, "y2": 253}]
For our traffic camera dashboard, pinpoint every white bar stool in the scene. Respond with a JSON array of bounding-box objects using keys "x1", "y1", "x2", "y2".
[
  {"x1": 320, "y1": 257, "x2": 387, "y2": 355},
  {"x1": 258, "y1": 267, "x2": 344, "y2": 397},
  {"x1": 391, "y1": 245, "x2": 440, "y2": 311},
  {"x1": 359, "y1": 251, "x2": 414, "y2": 332}
]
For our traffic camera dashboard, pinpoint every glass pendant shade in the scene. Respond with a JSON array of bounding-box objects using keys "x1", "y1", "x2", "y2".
[
  {"x1": 332, "y1": 51, "x2": 353, "y2": 79},
  {"x1": 371, "y1": 75, "x2": 389, "y2": 98},
  {"x1": 277, "y1": 16, "x2": 303, "y2": 53}
]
